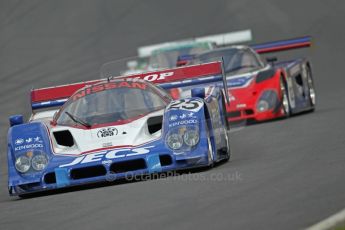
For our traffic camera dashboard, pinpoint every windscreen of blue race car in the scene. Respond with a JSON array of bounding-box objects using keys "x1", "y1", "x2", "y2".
[{"x1": 54, "y1": 80, "x2": 170, "y2": 128}]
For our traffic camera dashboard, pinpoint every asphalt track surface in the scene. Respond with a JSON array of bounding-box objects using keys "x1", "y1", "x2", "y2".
[{"x1": 0, "y1": 1, "x2": 345, "y2": 229}]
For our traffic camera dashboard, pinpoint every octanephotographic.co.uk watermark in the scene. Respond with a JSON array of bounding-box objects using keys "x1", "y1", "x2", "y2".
[{"x1": 105, "y1": 170, "x2": 243, "y2": 183}]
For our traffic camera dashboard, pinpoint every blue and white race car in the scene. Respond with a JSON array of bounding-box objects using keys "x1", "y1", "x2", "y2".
[{"x1": 7, "y1": 62, "x2": 231, "y2": 196}]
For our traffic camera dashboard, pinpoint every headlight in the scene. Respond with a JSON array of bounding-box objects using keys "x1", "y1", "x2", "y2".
[
  {"x1": 166, "y1": 126, "x2": 200, "y2": 151},
  {"x1": 183, "y1": 129, "x2": 199, "y2": 147},
  {"x1": 166, "y1": 133, "x2": 183, "y2": 150},
  {"x1": 257, "y1": 100, "x2": 269, "y2": 112},
  {"x1": 256, "y1": 90, "x2": 279, "y2": 112},
  {"x1": 15, "y1": 156, "x2": 31, "y2": 173},
  {"x1": 32, "y1": 154, "x2": 48, "y2": 171}
]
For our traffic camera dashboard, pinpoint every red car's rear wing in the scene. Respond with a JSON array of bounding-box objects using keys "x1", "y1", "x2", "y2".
[
  {"x1": 31, "y1": 62, "x2": 226, "y2": 110},
  {"x1": 251, "y1": 36, "x2": 312, "y2": 54}
]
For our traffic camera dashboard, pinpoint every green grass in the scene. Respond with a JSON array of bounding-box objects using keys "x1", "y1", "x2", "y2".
[{"x1": 334, "y1": 224, "x2": 345, "y2": 230}]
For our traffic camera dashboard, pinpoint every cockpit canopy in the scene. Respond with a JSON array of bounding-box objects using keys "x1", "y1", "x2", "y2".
[
  {"x1": 191, "y1": 47, "x2": 265, "y2": 75},
  {"x1": 54, "y1": 79, "x2": 170, "y2": 128}
]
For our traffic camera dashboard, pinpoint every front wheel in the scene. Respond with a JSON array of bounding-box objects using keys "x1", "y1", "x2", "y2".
[
  {"x1": 206, "y1": 134, "x2": 214, "y2": 167},
  {"x1": 223, "y1": 129, "x2": 231, "y2": 162},
  {"x1": 220, "y1": 93, "x2": 231, "y2": 161},
  {"x1": 280, "y1": 77, "x2": 291, "y2": 117}
]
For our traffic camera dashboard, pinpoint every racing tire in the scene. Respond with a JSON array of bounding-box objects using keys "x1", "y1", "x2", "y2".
[
  {"x1": 280, "y1": 76, "x2": 291, "y2": 117},
  {"x1": 306, "y1": 66, "x2": 316, "y2": 111},
  {"x1": 220, "y1": 93, "x2": 231, "y2": 161},
  {"x1": 204, "y1": 108, "x2": 215, "y2": 168},
  {"x1": 221, "y1": 91, "x2": 231, "y2": 132},
  {"x1": 206, "y1": 134, "x2": 214, "y2": 168}
]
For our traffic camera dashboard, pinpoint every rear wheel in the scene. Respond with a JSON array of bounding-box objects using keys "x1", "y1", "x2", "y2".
[
  {"x1": 280, "y1": 77, "x2": 291, "y2": 117},
  {"x1": 306, "y1": 66, "x2": 316, "y2": 110}
]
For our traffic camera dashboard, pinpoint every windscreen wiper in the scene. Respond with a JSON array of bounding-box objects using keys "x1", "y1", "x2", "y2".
[{"x1": 65, "y1": 112, "x2": 91, "y2": 128}]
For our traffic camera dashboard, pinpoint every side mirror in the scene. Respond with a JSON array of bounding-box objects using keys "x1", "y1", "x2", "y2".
[{"x1": 9, "y1": 115, "x2": 24, "y2": 127}]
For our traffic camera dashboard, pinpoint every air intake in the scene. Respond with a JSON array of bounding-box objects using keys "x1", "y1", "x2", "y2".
[
  {"x1": 70, "y1": 165, "x2": 107, "y2": 180},
  {"x1": 110, "y1": 159, "x2": 146, "y2": 174}
]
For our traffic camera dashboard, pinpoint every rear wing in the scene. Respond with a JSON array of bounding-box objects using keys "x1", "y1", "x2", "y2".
[
  {"x1": 31, "y1": 79, "x2": 102, "y2": 110},
  {"x1": 251, "y1": 36, "x2": 312, "y2": 54},
  {"x1": 31, "y1": 61, "x2": 228, "y2": 110},
  {"x1": 138, "y1": 29, "x2": 252, "y2": 57},
  {"x1": 176, "y1": 36, "x2": 313, "y2": 64}
]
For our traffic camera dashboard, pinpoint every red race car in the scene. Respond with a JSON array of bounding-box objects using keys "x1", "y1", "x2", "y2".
[{"x1": 190, "y1": 36, "x2": 316, "y2": 123}]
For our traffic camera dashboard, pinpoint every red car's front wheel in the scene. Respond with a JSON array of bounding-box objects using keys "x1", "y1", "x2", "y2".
[{"x1": 280, "y1": 77, "x2": 291, "y2": 117}]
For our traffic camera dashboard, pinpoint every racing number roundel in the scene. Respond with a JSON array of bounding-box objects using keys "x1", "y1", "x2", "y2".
[{"x1": 168, "y1": 99, "x2": 203, "y2": 112}]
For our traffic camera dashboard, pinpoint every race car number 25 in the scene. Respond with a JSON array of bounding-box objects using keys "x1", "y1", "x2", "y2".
[{"x1": 168, "y1": 99, "x2": 203, "y2": 112}]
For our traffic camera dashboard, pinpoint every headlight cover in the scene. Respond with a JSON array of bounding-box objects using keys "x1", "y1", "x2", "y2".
[
  {"x1": 166, "y1": 126, "x2": 199, "y2": 151},
  {"x1": 15, "y1": 155, "x2": 31, "y2": 173},
  {"x1": 166, "y1": 133, "x2": 183, "y2": 150},
  {"x1": 32, "y1": 154, "x2": 49, "y2": 171},
  {"x1": 256, "y1": 90, "x2": 279, "y2": 112},
  {"x1": 257, "y1": 100, "x2": 270, "y2": 112},
  {"x1": 183, "y1": 129, "x2": 199, "y2": 147},
  {"x1": 14, "y1": 151, "x2": 49, "y2": 173}
]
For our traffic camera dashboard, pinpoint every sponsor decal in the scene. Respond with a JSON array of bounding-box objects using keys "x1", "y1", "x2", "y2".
[
  {"x1": 34, "y1": 136, "x2": 43, "y2": 143},
  {"x1": 102, "y1": 160, "x2": 112, "y2": 166},
  {"x1": 15, "y1": 143, "x2": 44, "y2": 151},
  {"x1": 187, "y1": 112, "x2": 196, "y2": 118},
  {"x1": 177, "y1": 112, "x2": 196, "y2": 120},
  {"x1": 168, "y1": 112, "x2": 198, "y2": 127},
  {"x1": 169, "y1": 115, "x2": 178, "y2": 121},
  {"x1": 73, "y1": 82, "x2": 147, "y2": 101},
  {"x1": 59, "y1": 146, "x2": 154, "y2": 167},
  {"x1": 134, "y1": 72, "x2": 174, "y2": 82},
  {"x1": 97, "y1": 127, "x2": 118, "y2": 138},
  {"x1": 169, "y1": 119, "x2": 198, "y2": 128},
  {"x1": 236, "y1": 104, "x2": 246, "y2": 108},
  {"x1": 14, "y1": 136, "x2": 44, "y2": 150},
  {"x1": 170, "y1": 113, "x2": 195, "y2": 122},
  {"x1": 15, "y1": 138, "x2": 24, "y2": 145},
  {"x1": 26, "y1": 138, "x2": 33, "y2": 143},
  {"x1": 179, "y1": 114, "x2": 187, "y2": 119},
  {"x1": 229, "y1": 76, "x2": 253, "y2": 88}
]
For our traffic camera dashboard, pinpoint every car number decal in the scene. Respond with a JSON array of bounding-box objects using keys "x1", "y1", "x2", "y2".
[{"x1": 167, "y1": 99, "x2": 203, "y2": 112}]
